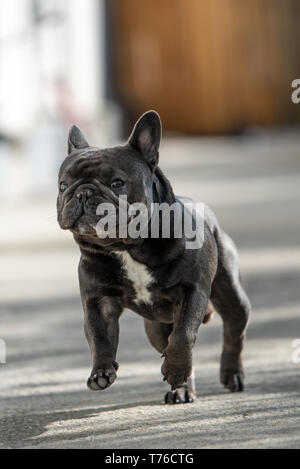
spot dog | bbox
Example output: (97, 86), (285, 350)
(57, 111), (251, 404)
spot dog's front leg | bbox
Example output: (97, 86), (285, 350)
(161, 286), (209, 387)
(83, 295), (123, 391)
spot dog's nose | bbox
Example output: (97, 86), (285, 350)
(76, 188), (94, 201)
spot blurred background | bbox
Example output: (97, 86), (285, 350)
(1, 0), (300, 202)
(1, 0), (300, 449)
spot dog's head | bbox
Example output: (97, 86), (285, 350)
(57, 111), (162, 247)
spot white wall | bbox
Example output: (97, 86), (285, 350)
(0, 0), (119, 200)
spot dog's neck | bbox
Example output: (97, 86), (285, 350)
(153, 167), (176, 205)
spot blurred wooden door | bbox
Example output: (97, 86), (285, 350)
(108, 0), (300, 134)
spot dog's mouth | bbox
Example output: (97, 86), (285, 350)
(60, 195), (102, 232)
(57, 181), (146, 244)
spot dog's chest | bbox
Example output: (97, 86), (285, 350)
(115, 252), (154, 305)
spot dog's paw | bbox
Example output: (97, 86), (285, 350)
(161, 358), (192, 388)
(221, 370), (244, 392)
(164, 384), (196, 404)
(220, 352), (244, 392)
(87, 362), (118, 391)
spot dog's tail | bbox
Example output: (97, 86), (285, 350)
(203, 302), (215, 324)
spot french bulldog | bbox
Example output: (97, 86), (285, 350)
(57, 111), (251, 404)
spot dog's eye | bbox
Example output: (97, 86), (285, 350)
(111, 179), (124, 189)
(60, 182), (68, 193)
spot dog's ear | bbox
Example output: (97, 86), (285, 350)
(128, 111), (162, 170)
(68, 126), (89, 154)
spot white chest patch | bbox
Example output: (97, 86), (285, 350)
(116, 251), (153, 305)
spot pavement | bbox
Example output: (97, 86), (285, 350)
(1, 130), (300, 449)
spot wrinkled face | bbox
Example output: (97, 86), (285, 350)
(57, 111), (161, 247)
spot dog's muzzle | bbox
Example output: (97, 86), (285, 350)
(58, 181), (130, 233)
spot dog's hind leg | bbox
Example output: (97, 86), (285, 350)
(144, 319), (172, 354)
(144, 319), (196, 404)
(211, 230), (251, 392)
(203, 301), (215, 324)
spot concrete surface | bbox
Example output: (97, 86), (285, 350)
(1, 131), (300, 449)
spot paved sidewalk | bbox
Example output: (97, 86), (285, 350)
(1, 132), (300, 448)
